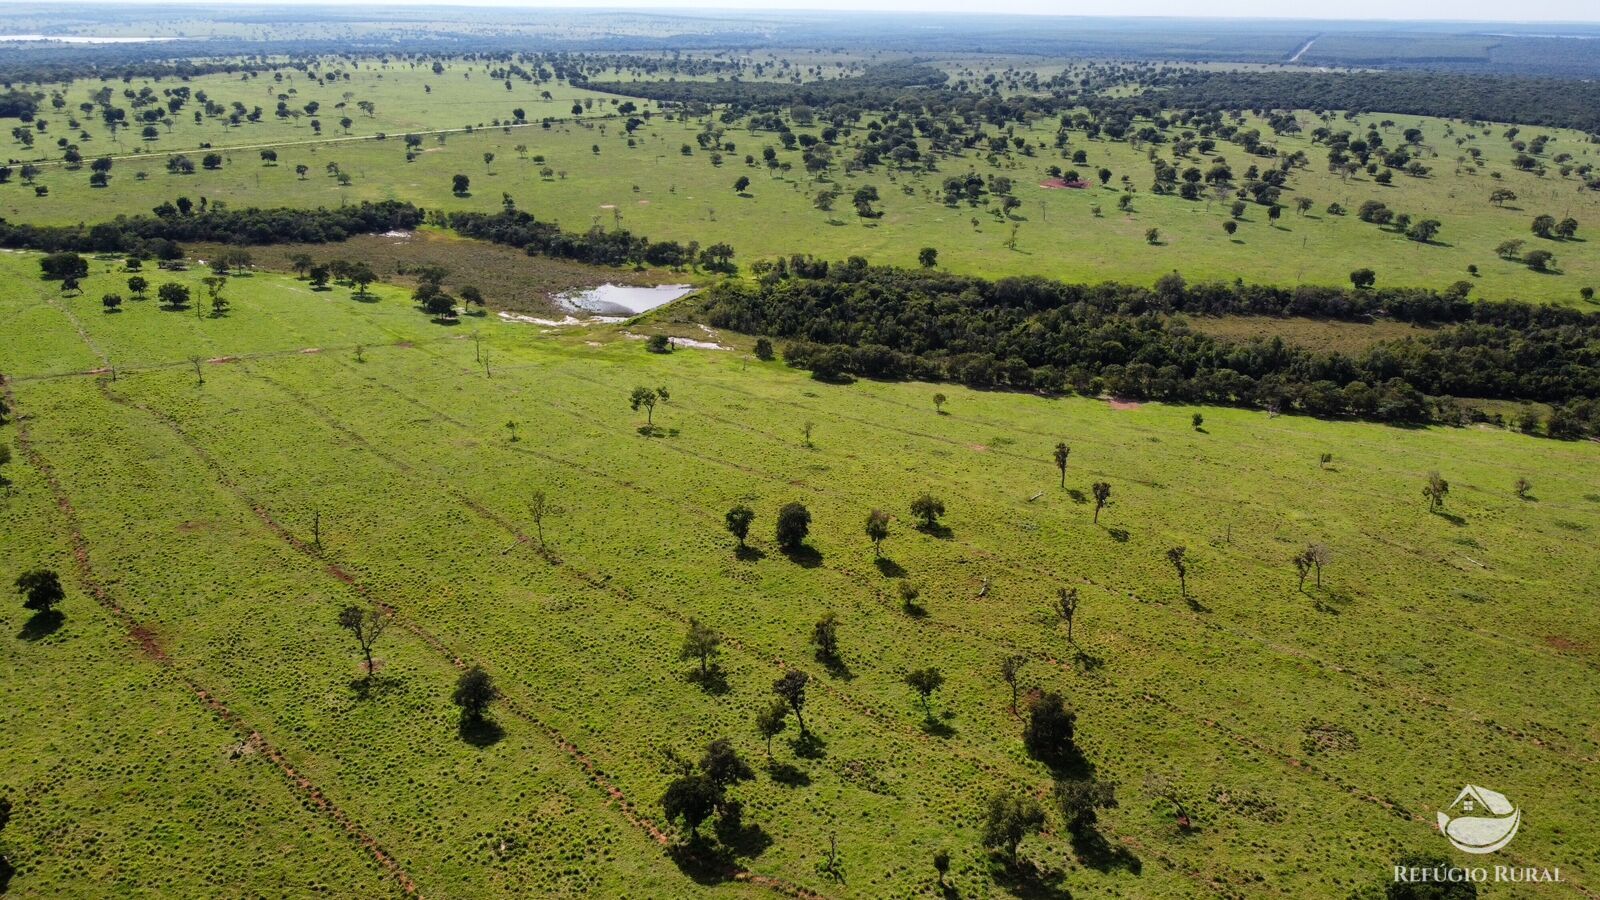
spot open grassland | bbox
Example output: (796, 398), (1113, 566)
(6, 61), (1598, 304)
(3, 251), (1598, 897)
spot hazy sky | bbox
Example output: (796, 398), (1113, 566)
(42, 0), (1600, 24)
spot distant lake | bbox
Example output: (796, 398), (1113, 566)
(0, 35), (174, 44)
(558, 284), (696, 316)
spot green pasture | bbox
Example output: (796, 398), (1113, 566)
(5, 61), (1598, 303)
(2, 252), (1597, 896)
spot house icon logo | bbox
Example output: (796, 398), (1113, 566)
(1438, 785), (1521, 854)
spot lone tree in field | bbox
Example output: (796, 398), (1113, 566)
(1053, 442), (1071, 487)
(865, 508), (890, 557)
(775, 502), (811, 552)
(811, 613), (841, 664)
(1023, 691), (1078, 766)
(528, 489), (552, 548)
(680, 618), (720, 678)
(1300, 543), (1331, 588)
(1320, 452), (1333, 469)
(773, 670), (810, 735)
(982, 790), (1046, 866)
(724, 504), (755, 551)
(733, 175), (751, 194)
(999, 654), (1026, 713)
(1350, 268), (1376, 290)
(933, 849), (950, 888)
(337, 602), (390, 680)
(918, 247), (938, 269)
(910, 493), (945, 530)
(101, 293), (123, 312)
(1166, 546), (1189, 596)
(452, 173), (470, 195)
(1057, 587), (1080, 643)
(1091, 481), (1111, 523)
(1423, 471), (1450, 512)
(1191, 412), (1205, 430)
(1514, 477), (1533, 500)
(755, 698), (788, 757)
(1055, 778), (1119, 839)
(660, 771), (719, 839)
(158, 282), (190, 309)
(15, 570), (65, 615)
(629, 386), (668, 426)
(1294, 550), (1314, 591)
(452, 666), (497, 724)
(932, 392), (947, 414)
(905, 667), (944, 718)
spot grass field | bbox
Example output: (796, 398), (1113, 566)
(3, 249), (1598, 897)
(6, 60), (1598, 304)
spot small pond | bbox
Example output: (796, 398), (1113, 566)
(557, 283), (695, 316)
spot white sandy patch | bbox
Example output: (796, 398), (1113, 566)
(622, 332), (728, 351)
(498, 311), (624, 327)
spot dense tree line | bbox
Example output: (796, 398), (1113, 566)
(443, 208), (734, 272)
(701, 261), (1600, 434)
(0, 201), (423, 255)
(1143, 70), (1600, 136)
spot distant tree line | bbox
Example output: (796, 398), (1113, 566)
(584, 62), (949, 110)
(701, 260), (1600, 435)
(0, 200), (424, 256)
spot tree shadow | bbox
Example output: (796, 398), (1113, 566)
(1105, 527), (1130, 543)
(668, 838), (736, 886)
(781, 544), (823, 568)
(915, 522), (954, 540)
(817, 651), (854, 681)
(901, 601), (928, 619)
(1070, 828), (1143, 875)
(920, 713), (956, 738)
(1071, 647), (1104, 672)
(1065, 488), (1087, 504)
(714, 812), (772, 859)
(767, 760), (811, 787)
(1431, 510), (1467, 526)
(637, 424), (679, 439)
(458, 716), (504, 748)
(18, 608), (64, 641)
(347, 673), (404, 702)
(735, 545), (767, 563)
(988, 857), (1073, 899)
(874, 557), (907, 578)
(687, 666), (731, 696)
(1183, 595), (1210, 614)
(790, 731), (828, 759)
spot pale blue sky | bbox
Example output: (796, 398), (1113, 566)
(48, 0), (1600, 24)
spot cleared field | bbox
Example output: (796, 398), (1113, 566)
(6, 61), (1598, 304)
(3, 251), (1598, 896)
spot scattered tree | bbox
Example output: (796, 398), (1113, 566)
(775, 502), (811, 552)
(1056, 587), (1080, 643)
(999, 654), (1026, 713)
(15, 569), (64, 614)
(910, 493), (945, 530)
(772, 669), (810, 734)
(724, 504), (755, 550)
(755, 698), (788, 756)
(865, 508), (890, 557)
(1053, 442), (1070, 487)
(1166, 546), (1188, 596)
(982, 790), (1046, 866)
(452, 666), (497, 723)
(1423, 471), (1450, 512)
(904, 667), (945, 717)
(1091, 481), (1111, 523)
(680, 618), (720, 678)
(337, 602), (390, 680)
